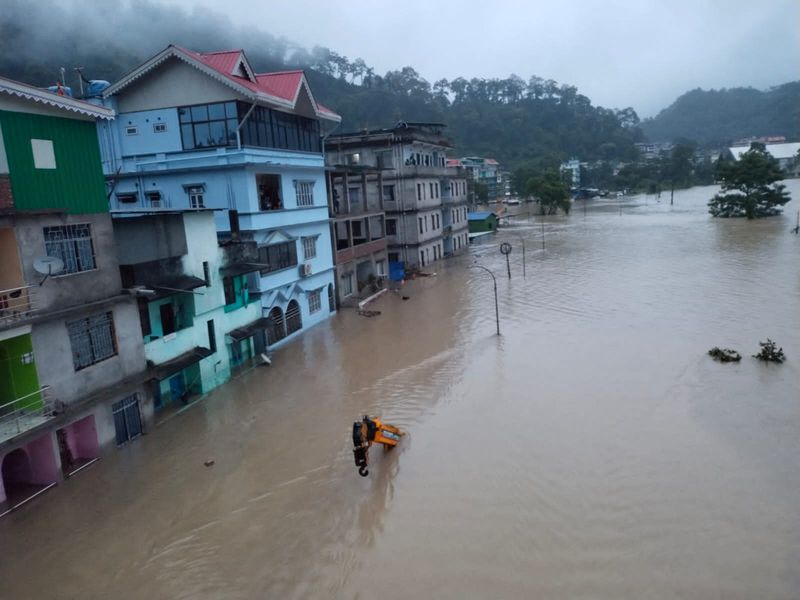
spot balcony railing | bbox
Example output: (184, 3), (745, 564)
(0, 285), (38, 328)
(0, 386), (54, 444)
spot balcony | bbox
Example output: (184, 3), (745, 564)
(0, 387), (54, 445)
(0, 285), (38, 329)
(336, 238), (388, 264)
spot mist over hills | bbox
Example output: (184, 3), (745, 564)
(641, 83), (800, 146)
(1, 0), (796, 167)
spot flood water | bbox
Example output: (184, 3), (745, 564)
(1, 183), (799, 599)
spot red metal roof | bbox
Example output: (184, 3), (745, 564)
(110, 46), (340, 121)
(195, 50), (244, 76)
(255, 71), (303, 102)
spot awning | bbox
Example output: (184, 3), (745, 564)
(219, 263), (262, 278)
(151, 275), (207, 300)
(150, 347), (212, 381)
(226, 317), (270, 342)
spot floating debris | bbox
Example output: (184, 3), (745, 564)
(753, 339), (786, 363)
(708, 347), (742, 362)
(204, 460), (215, 467)
(358, 309), (381, 318)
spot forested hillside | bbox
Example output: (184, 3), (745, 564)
(640, 83), (800, 145)
(0, 0), (642, 168)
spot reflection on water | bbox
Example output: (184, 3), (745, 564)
(1, 183), (799, 599)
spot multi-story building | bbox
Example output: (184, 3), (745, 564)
(325, 122), (469, 269)
(458, 156), (502, 200)
(0, 77), (150, 513)
(113, 210), (266, 413)
(95, 45), (340, 349)
(560, 158), (581, 189)
(326, 165), (388, 305)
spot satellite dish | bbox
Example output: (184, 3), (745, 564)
(33, 256), (65, 276)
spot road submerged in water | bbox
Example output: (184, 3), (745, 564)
(1, 183), (799, 599)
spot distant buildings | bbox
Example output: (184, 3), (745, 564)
(456, 156), (502, 200)
(95, 45), (341, 358)
(723, 142), (800, 175)
(560, 158), (581, 188)
(0, 76), (150, 511)
(325, 122), (469, 269)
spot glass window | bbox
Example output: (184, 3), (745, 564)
(308, 289), (321, 313)
(302, 236), (317, 259)
(193, 123), (211, 148)
(208, 103), (226, 120)
(177, 102), (238, 150)
(386, 219), (397, 235)
(190, 105), (208, 121)
(258, 241), (298, 274)
(209, 121), (226, 146)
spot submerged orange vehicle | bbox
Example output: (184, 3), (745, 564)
(352, 416), (404, 477)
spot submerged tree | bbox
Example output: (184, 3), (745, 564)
(708, 143), (790, 218)
(527, 170), (571, 215)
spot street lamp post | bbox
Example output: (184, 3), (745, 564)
(470, 264), (500, 336)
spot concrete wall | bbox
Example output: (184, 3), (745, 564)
(14, 212), (122, 310)
(116, 108), (183, 157)
(30, 299), (147, 406)
(114, 213), (188, 264)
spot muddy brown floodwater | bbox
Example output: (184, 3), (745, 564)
(1, 183), (800, 599)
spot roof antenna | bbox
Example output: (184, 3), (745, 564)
(73, 67), (85, 97)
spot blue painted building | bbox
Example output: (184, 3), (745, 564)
(95, 45), (341, 350)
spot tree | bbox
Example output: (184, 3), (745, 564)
(708, 143), (790, 218)
(526, 169), (571, 215)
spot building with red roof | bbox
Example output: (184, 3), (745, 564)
(96, 45), (342, 392)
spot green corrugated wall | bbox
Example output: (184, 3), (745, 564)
(0, 110), (107, 214)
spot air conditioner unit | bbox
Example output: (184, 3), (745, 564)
(300, 263), (313, 277)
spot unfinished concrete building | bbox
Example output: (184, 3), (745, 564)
(325, 122), (469, 270)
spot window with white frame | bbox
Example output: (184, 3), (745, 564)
(308, 289), (321, 313)
(67, 311), (117, 370)
(187, 186), (205, 208)
(44, 224), (95, 274)
(301, 236), (317, 259)
(295, 180), (314, 206)
(376, 260), (386, 276)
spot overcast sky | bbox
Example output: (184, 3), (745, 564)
(169, 1), (798, 116)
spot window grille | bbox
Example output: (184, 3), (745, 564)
(44, 224), (96, 274)
(308, 289), (321, 313)
(285, 300), (302, 335)
(112, 394), (142, 445)
(302, 236), (317, 259)
(67, 311), (117, 370)
(295, 181), (314, 207)
(266, 306), (286, 345)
